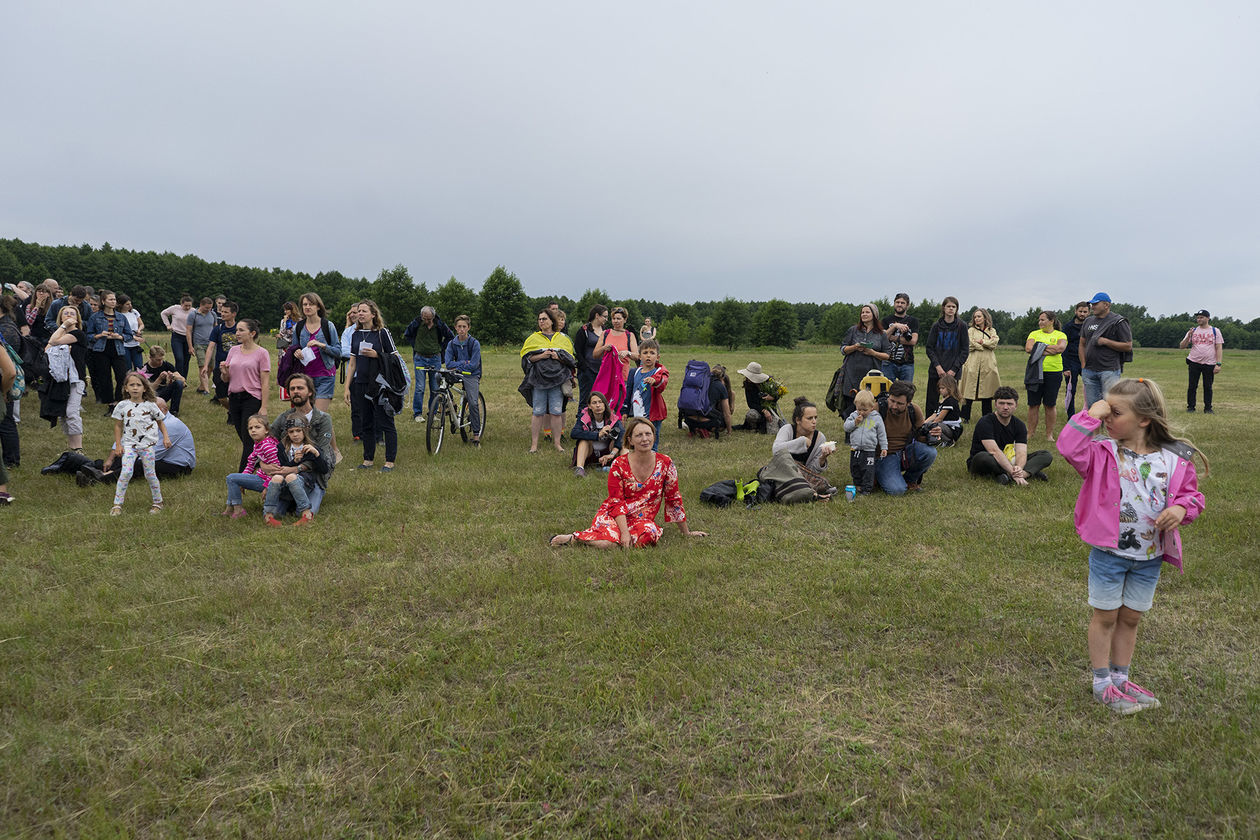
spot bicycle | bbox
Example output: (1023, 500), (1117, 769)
(426, 368), (487, 455)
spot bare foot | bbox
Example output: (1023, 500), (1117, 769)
(549, 534), (574, 547)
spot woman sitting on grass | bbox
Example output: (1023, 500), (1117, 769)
(551, 417), (707, 548)
(570, 390), (623, 478)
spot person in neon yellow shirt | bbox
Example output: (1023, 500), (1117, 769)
(1025, 310), (1068, 441)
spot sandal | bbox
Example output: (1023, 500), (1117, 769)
(110, 505), (122, 516)
(549, 534), (575, 548)
(149, 503), (164, 515)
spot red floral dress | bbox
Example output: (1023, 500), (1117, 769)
(570, 453), (687, 547)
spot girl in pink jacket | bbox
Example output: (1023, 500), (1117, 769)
(1058, 378), (1207, 715)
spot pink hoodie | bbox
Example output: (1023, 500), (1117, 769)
(1057, 411), (1204, 571)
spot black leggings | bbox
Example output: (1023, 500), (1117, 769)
(353, 382), (397, 462)
(227, 391), (262, 472)
(960, 398), (992, 422)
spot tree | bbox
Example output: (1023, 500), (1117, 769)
(656, 316), (692, 345)
(478, 266), (531, 345)
(819, 302), (859, 344)
(573, 288), (613, 324)
(751, 298), (798, 348)
(371, 264), (427, 330)
(710, 298), (748, 349)
(0, 245), (21, 284)
(429, 277), (479, 324)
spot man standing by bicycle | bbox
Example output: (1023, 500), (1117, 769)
(403, 305), (453, 423)
(443, 314), (482, 446)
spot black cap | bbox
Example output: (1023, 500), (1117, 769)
(1194, 309), (1210, 318)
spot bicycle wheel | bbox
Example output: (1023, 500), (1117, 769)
(459, 390), (487, 442)
(426, 393), (452, 455)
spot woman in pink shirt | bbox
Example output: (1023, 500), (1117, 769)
(222, 318), (272, 472)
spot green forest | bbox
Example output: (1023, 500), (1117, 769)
(5, 237), (1259, 349)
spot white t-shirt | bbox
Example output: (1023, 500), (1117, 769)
(112, 399), (164, 449)
(1096, 447), (1173, 561)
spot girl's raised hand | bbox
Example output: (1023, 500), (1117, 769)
(1087, 400), (1110, 420)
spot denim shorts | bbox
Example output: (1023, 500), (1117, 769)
(1087, 547), (1163, 612)
(531, 385), (564, 416)
(312, 375), (336, 400)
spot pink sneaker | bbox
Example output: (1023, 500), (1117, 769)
(1096, 683), (1144, 715)
(1114, 679), (1161, 710)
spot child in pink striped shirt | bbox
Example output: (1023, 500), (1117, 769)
(220, 414), (280, 519)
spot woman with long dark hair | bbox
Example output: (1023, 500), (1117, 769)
(84, 289), (134, 408)
(837, 303), (891, 418)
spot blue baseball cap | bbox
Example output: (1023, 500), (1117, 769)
(1089, 292), (1111, 304)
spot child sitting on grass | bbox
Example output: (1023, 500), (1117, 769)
(621, 339), (669, 452)
(843, 390), (887, 495)
(923, 373), (963, 446)
(263, 416), (327, 527)
(221, 414), (279, 519)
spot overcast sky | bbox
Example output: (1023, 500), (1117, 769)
(5, 2), (1258, 320)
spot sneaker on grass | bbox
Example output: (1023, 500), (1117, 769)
(1113, 679), (1161, 710)
(1096, 683), (1144, 715)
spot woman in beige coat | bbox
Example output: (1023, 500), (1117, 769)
(959, 307), (1000, 421)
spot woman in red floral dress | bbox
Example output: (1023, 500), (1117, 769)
(551, 418), (707, 548)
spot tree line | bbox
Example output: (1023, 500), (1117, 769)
(4, 238), (1259, 350)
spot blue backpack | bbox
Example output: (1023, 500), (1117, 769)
(677, 360), (712, 415)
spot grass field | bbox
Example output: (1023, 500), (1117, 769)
(4, 339), (1257, 837)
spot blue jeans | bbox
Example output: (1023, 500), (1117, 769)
(273, 483), (325, 516)
(264, 475), (313, 515)
(881, 361), (914, 384)
(171, 338), (190, 378)
(412, 353), (441, 416)
(1082, 368), (1121, 409)
(876, 440), (938, 495)
(461, 375), (482, 435)
(225, 472), (266, 506)
(531, 385), (564, 416)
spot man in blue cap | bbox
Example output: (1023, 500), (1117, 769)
(1077, 292), (1132, 407)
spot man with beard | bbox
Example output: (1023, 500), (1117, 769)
(264, 373), (335, 515)
(882, 292), (920, 384)
(1079, 292), (1132, 407)
(875, 380), (938, 495)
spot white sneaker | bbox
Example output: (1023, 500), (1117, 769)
(413, 413), (425, 423)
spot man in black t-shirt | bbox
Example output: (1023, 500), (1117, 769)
(882, 292), (920, 384)
(967, 386), (1053, 485)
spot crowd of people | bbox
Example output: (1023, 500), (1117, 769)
(0, 280), (1219, 715)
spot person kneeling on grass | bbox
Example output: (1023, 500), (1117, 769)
(551, 417), (707, 548)
(966, 386), (1053, 485)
